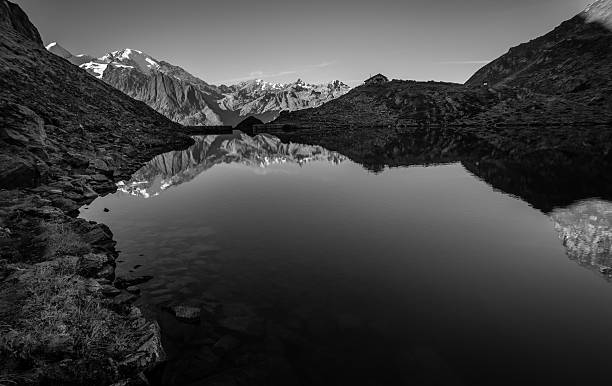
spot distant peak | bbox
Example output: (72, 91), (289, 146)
(99, 47), (160, 74)
(45, 41), (72, 59)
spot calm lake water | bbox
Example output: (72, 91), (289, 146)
(81, 134), (612, 386)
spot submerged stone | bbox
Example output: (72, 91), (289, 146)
(168, 304), (201, 323)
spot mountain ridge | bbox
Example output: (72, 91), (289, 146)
(46, 43), (351, 127)
(274, 0), (612, 129)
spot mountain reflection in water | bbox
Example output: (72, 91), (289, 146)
(82, 132), (612, 385)
(117, 133), (345, 198)
(117, 132), (612, 280)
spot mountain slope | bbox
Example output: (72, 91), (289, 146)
(0, 0), (191, 383)
(46, 44), (350, 126)
(466, 0), (612, 109)
(275, 0), (612, 129)
(1, 19), (192, 190)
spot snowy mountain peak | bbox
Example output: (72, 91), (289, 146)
(45, 42), (72, 59)
(45, 42), (94, 66)
(99, 48), (160, 74)
(46, 42), (351, 126)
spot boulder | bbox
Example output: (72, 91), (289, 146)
(119, 321), (166, 375)
(77, 253), (112, 278)
(167, 304), (201, 323)
(100, 284), (121, 298)
(0, 156), (45, 189)
(112, 292), (137, 306)
(126, 286), (141, 295)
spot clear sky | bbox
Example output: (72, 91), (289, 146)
(17, 0), (592, 86)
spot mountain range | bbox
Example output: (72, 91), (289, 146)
(46, 43), (350, 127)
(118, 133), (346, 198)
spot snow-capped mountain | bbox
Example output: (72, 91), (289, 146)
(45, 42), (94, 66)
(218, 78), (350, 121)
(46, 43), (350, 126)
(117, 133), (346, 198)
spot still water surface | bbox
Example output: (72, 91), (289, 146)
(81, 134), (612, 385)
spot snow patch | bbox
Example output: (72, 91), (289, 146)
(80, 62), (109, 78)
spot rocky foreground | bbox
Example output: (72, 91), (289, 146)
(0, 1), (194, 384)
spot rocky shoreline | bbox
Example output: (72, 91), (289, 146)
(0, 135), (193, 385)
(0, 1), (196, 383)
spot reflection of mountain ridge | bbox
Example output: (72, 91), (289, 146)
(118, 133), (345, 198)
(273, 126), (612, 280)
(276, 126), (612, 213)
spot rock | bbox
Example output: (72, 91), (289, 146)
(91, 158), (110, 172)
(45, 334), (75, 356)
(81, 224), (115, 249)
(83, 278), (102, 293)
(126, 286), (141, 295)
(39, 358), (120, 386)
(64, 153), (90, 168)
(83, 187), (98, 200)
(600, 266), (612, 275)
(127, 307), (143, 320)
(1, 105), (47, 145)
(101, 284), (121, 298)
(115, 274), (153, 289)
(77, 253), (112, 278)
(113, 292), (137, 306)
(50, 197), (79, 212)
(119, 321), (166, 374)
(91, 173), (110, 182)
(0, 157), (44, 189)
(97, 265), (115, 281)
(212, 335), (241, 355)
(167, 304), (201, 323)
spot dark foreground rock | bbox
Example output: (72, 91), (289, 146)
(0, 0), (192, 384)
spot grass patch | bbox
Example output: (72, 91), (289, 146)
(0, 258), (141, 369)
(40, 221), (91, 257)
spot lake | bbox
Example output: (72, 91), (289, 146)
(80, 133), (612, 386)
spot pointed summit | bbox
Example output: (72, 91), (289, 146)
(45, 42), (72, 59)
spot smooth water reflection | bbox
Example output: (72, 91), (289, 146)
(81, 134), (612, 385)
